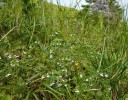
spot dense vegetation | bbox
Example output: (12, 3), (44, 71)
(0, 0), (128, 100)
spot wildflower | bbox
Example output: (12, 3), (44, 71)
(65, 57), (68, 60)
(34, 41), (38, 44)
(23, 51), (26, 55)
(105, 74), (108, 78)
(55, 32), (59, 34)
(57, 83), (62, 87)
(69, 78), (71, 81)
(10, 63), (15, 67)
(75, 89), (80, 93)
(5, 73), (11, 77)
(46, 73), (49, 78)
(41, 75), (45, 79)
(50, 54), (53, 58)
(57, 62), (60, 65)
(8, 55), (12, 59)
(86, 79), (89, 81)
(50, 50), (53, 54)
(108, 87), (111, 91)
(63, 69), (67, 72)
(57, 43), (59, 45)
(80, 74), (83, 78)
(0, 56), (1, 60)
(62, 58), (64, 61)
(59, 76), (62, 78)
(16, 60), (19, 63)
(28, 55), (31, 58)
(14, 55), (19, 58)
(75, 63), (79, 66)
(100, 73), (104, 77)
(29, 45), (32, 49)
(72, 60), (74, 63)
(50, 82), (55, 86)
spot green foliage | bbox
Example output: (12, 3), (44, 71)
(0, 0), (128, 100)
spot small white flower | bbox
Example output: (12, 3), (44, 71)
(100, 73), (104, 77)
(23, 52), (26, 55)
(108, 88), (111, 91)
(80, 74), (83, 78)
(5, 73), (11, 77)
(51, 72), (54, 75)
(50, 54), (53, 58)
(8, 55), (12, 59)
(56, 43), (59, 45)
(46, 73), (49, 78)
(14, 55), (19, 58)
(72, 60), (74, 63)
(57, 83), (62, 87)
(62, 69), (67, 72)
(55, 32), (59, 34)
(35, 41), (38, 44)
(57, 62), (60, 65)
(69, 78), (71, 81)
(86, 79), (89, 81)
(50, 50), (53, 54)
(28, 55), (31, 58)
(75, 89), (80, 93)
(29, 45), (32, 49)
(64, 84), (67, 87)
(16, 60), (19, 63)
(10, 63), (15, 67)
(59, 76), (62, 78)
(0, 56), (1, 60)
(62, 58), (64, 61)
(50, 82), (55, 86)
(41, 75), (45, 79)
(105, 74), (108, 78)
(65, 57), (68, 60)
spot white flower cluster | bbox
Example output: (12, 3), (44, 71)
(100, 73), (108, 78)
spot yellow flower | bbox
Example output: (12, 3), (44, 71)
(75, 63), (79, 66)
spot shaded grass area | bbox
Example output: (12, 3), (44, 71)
(0, 0), (128, 100)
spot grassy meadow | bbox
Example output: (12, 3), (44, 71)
(0, 0), (128, 100)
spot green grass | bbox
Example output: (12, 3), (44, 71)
(0, 0), (128, 100)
